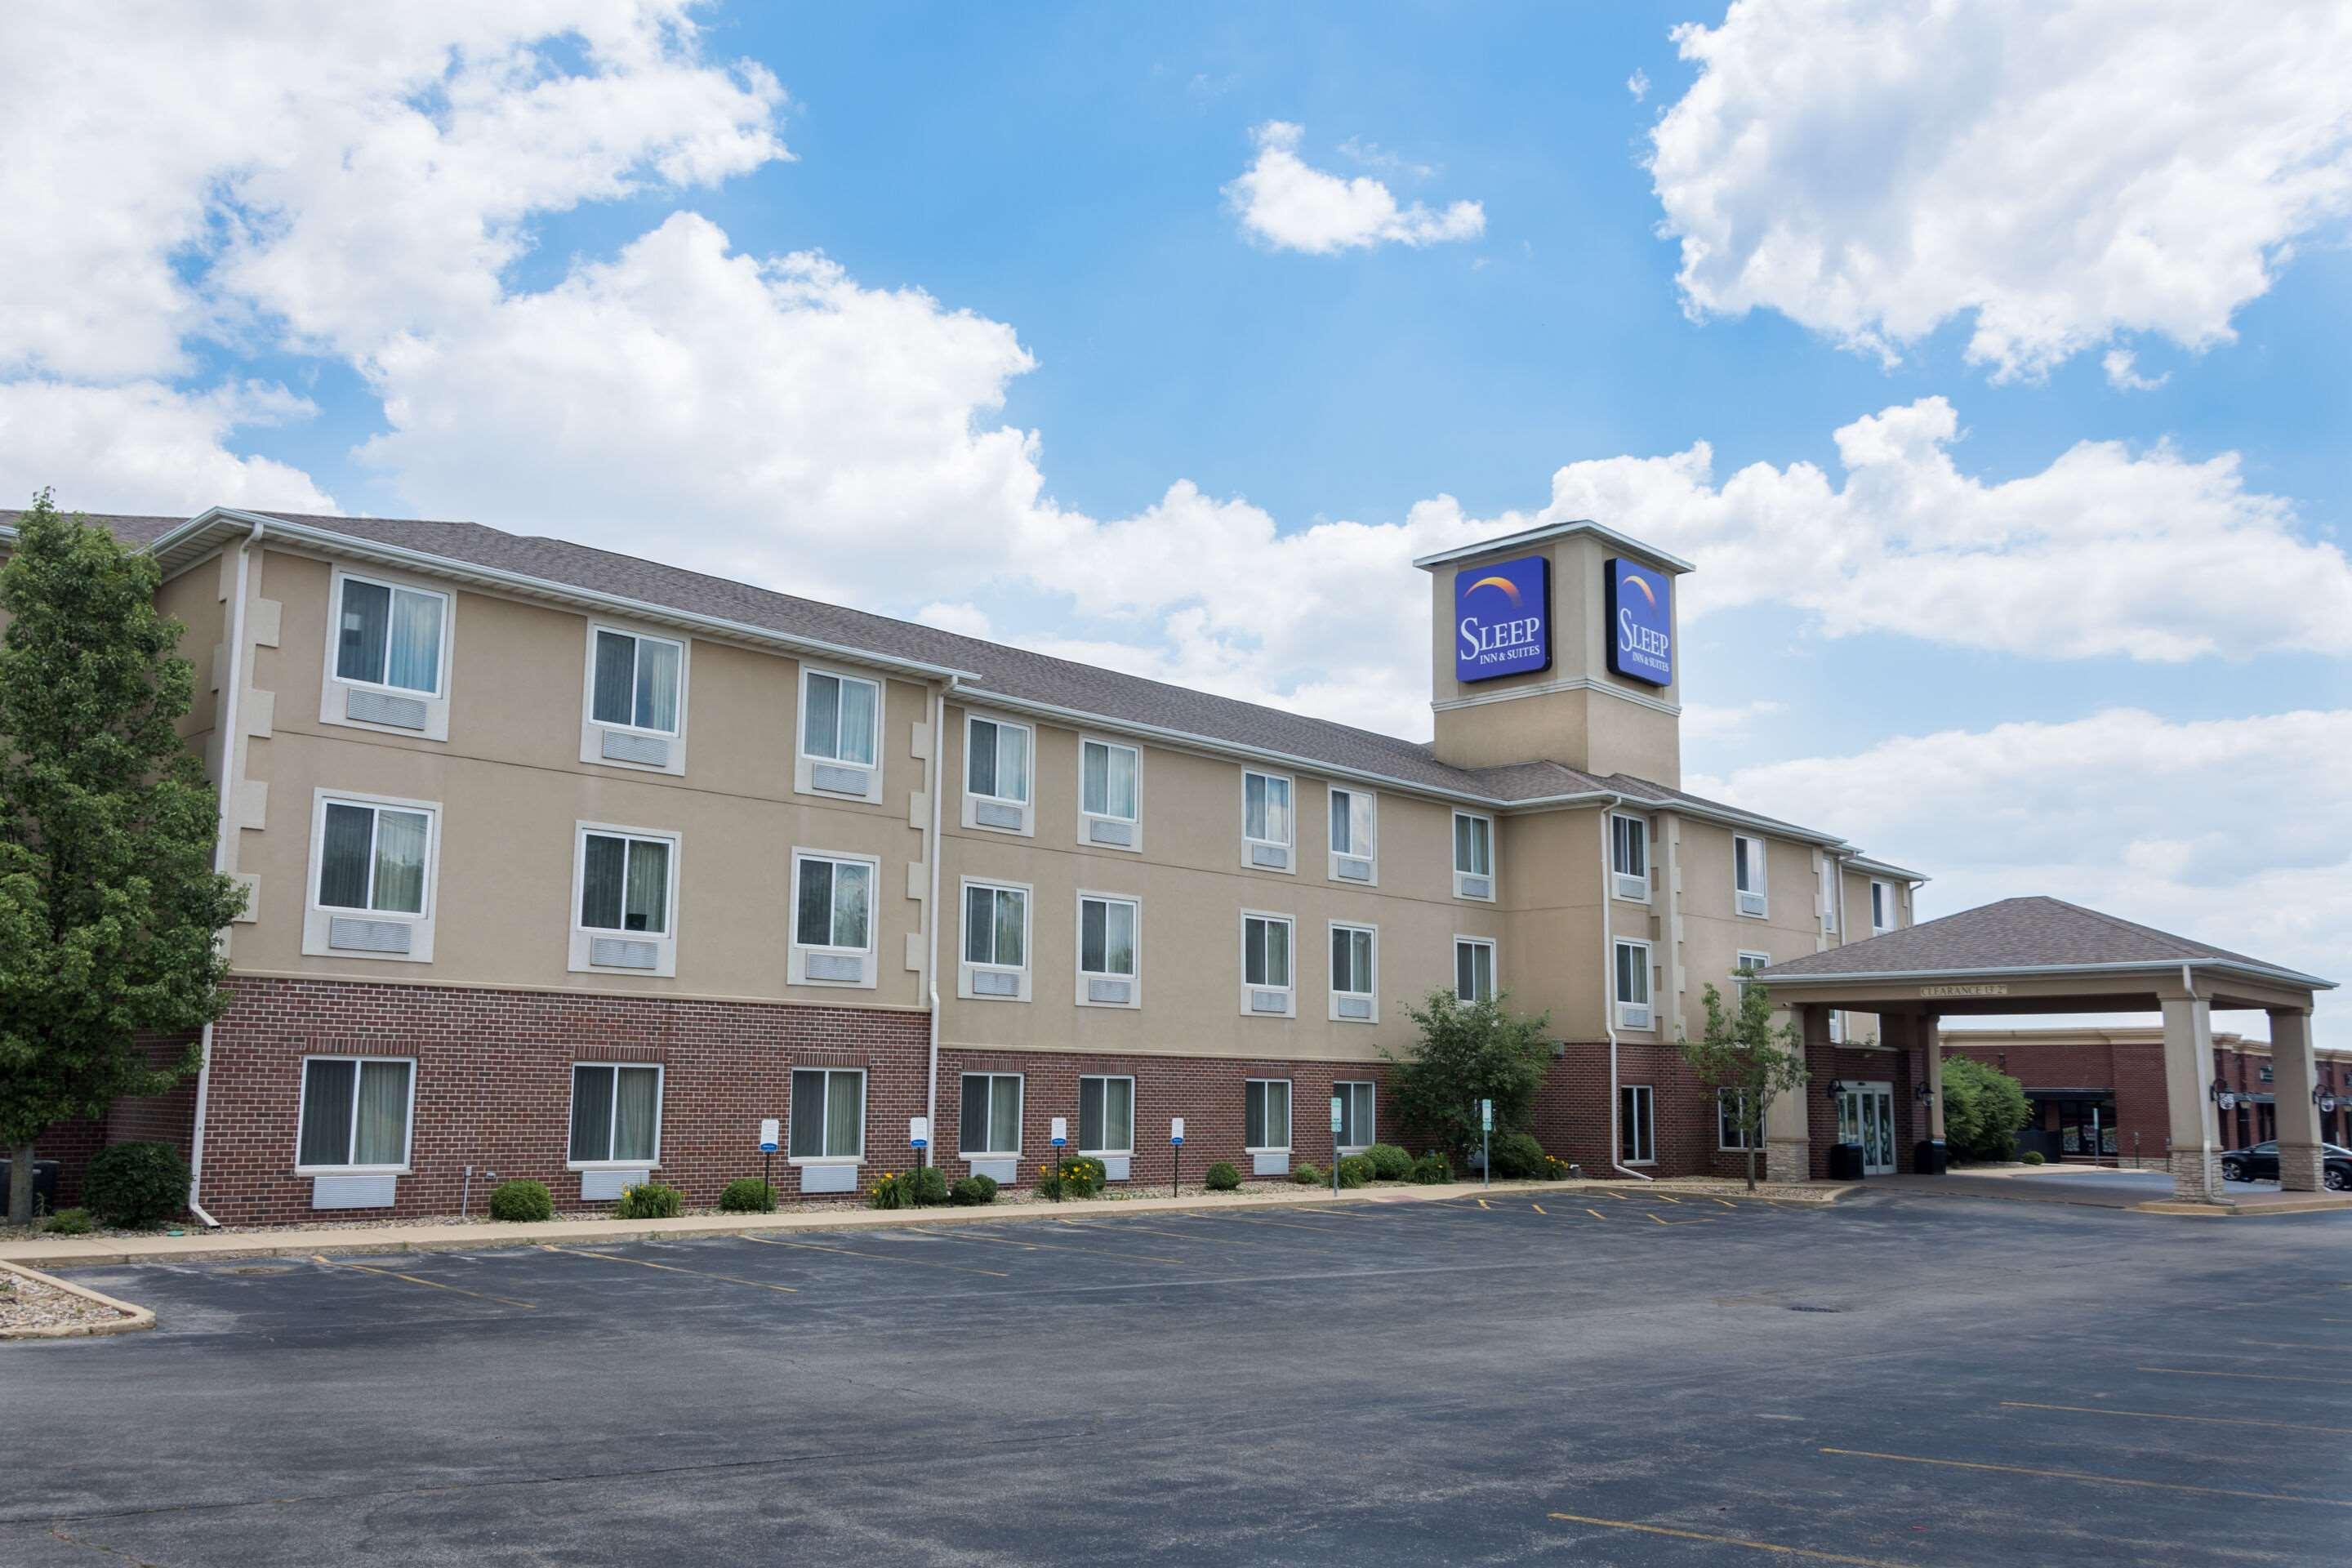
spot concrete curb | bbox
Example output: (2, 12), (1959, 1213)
(0, 1258), (154, 1339)
(0, 1177), (1847, 1269)
(2133, 1195), (2352, 1218)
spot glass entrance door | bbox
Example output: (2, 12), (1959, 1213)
(1839, 1082), (1898, 1175)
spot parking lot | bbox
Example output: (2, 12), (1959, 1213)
(7, 1189), (2350, 1566)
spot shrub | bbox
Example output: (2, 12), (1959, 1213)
(1335, 1155), (1373, 1189)
(1365, 1143), (1414, 1181)
(82, 1142), (190, 1228)
(1204, 1160), (1242, 1192)
(1291, 1162), (1325, 1186)
(906, 1165), (951, 1205)
(1384, 987), (1555, 1161)
(869, 1166), (951, 1209)
(719, 1178), (777, 1214)
(1943, 1056), (2034, 1162)
(2020, 1150), (2046, 1166)
(43, 1206), (95, 1236)
(614, 1181), (684, 1219)
(1487, 1130), (1551, 1179)
(1410, 1151), (1451, 1184)
(488, 1178), (554, 1223)
(950, 1174), (999, 1205)
(1036, 1156), (1106, 1200)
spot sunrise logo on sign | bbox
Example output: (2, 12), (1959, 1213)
(1454, 555), (1551, 683)
(1608, 557), (1673, 687)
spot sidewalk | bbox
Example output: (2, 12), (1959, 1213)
(0, 1175), (1846, 1269)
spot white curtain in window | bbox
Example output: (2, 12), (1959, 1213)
(1083, 742), (1137, 818)
(622, 840), (669, 933)
(837, 678), (876, 764)
(999, 725), (1028, 802)
(987, 1076), (1021, 1152)
(993, 889), (1025, 967)
(831, 862), (870, 947)
(825, 1070), (862, 1157)
(1104, 1077), (1134, 1151)
(353, 1060), (410, 1165)
(635, 639), (680, 732)
(386, 588), (442, 694)
(612, 1067), (660, 1161)
(372, 809), (428, 915)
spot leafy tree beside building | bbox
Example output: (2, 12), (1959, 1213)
(1677, 974), (1809, 1192)
(1383, 988), (1554, 1161)
(1, 493), (247, 1227)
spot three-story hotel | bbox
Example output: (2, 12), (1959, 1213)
(8, 506), (1930, 1223)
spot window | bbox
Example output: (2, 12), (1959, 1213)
(578, 831), (671, 934)
(1242, 769), (1294, 871)
(1245, 1079), (1292, 1152)
(1735, 951), (1771, 1003)
(1077, 893), (1139, 1006)
(1079, 737), (1141, 849)
(317, 800), (430, 916)
(1734, 835), (1768, 917)
(964, 715), (1033, 835)
(296, 1058), (414, 1170)
(1080, 1075), (1134, 1156)
(791, 850), (875, 987)
(1328, 787), (1375, 882)
(1242, 912), (1294, 1013)
(1829, 1010), (1844, 1045)
(1820, 860), (1838, 934)
(568, 1064), (663, 1166)
(1717, 1087), (1755, 1152)
(1870, 880), (1895, 933)
(1334, 1080), (1375, 1151)
(1610, 813), (1650, 902)
(589, 628), (682, 734)
(1330, 922), (1376, 1022)
(1453, 811), (1495, 900)
(1614, 938), (1653, 1029)
(1455, 937), (1496, 1003)
(789, 1068), (866, 1161)
(962, 880), (1030, 1000)
(800, 668), (880, 799)
(1619, 1083), (1655, 1164)
(335, 574), (445, 696)
(960, 1072), (1022, 1156)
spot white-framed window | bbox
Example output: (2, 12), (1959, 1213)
(569, 822), (679, 977)
(1329, 921), (1378, 1023)
(963, 713), (1034, 835)
(1241, 768), (1295, 872)
(1820, 858), (1838, 934)
(1080, 1075), (1134, 1156)
(320, 566), (453, 740)
(1871, 879), (1895, 934)
(1829, 1010), (1845, 1045)
(960, 878), (1031, 1001)
(960, 1071), (1023, 1156)
(1454, 936), (1496, 1003)
(302, 791), (440, 963)
(581, 624), (687, 774)
(796, 666), (883, 802)
(1078, 737), (1142, 851)
(295, 1056), (416, 1173)
(568, 1063), (664, 1168)
(1327, 786), (1377, 884)
(790, 849), (879, 989)
(1614, 937), (1654, 1029)
(1334, 1080), (1376, 1152)
(1453, 810), (1496, 901)
(789, 1067), (866, 1162)
(1619, 1083), (1655, 1165)
(1610, 813), (1650, 902)
(1076, 891), (1140, 1008)
(1241, 911), (1295, 1016)
(1717, 1087), (1755, 1152)
(1735, 951), (1772, 1004)
(1245, 1078), (1293, 1152)
(1734, 834), (1769, 918)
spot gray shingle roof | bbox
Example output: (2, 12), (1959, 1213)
(1761, 896), (2329, 986)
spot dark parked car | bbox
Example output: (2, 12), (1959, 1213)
(2219, 1140), (2352, 1191)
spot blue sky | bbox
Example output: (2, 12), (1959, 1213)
(3, 1), (2349, 1028)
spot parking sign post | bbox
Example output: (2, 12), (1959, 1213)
(1480, 1098), (1493, 1189)
(759, 1117), (780, 1198)
(1330, 1096), (1343, 1196)
(1170, 1118), (1184, 1197)
(1050, 1116), (1068, 1202)
(909, 1116), (929, 1173)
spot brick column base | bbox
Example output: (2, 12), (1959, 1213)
(2169, 1150), (2223, 1203)
(2277, 1143), (2324, 1193)
(1764, 1137), (1808, 1184)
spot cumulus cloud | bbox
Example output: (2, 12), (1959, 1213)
(0, 381), (338, 515)
(1226, 122), (1485, 254)
(1648, 1), (2352, 380)
(2102, 350), (2170, 393)
(1625, 69), (1650, 103)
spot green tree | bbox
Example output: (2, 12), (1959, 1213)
(1, 493), (247, 1227)
(1383, 987), (1553, 1161)
(1940, 1054), (2033, 1163)
(1677, 975), (1809, 1192)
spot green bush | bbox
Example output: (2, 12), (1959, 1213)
(869, 1166), (951, 1209)
(1204, 1160), (1242, 1192)
(1335, 1155), (1373, 1188)
(82, 1142), (189, 1228)
(1410, 1151), (1452, 1184)
(1365, 1143), (1414, 1181)
(1291, 1162), (1325, 1186)
(950, 1174), (999, 1205)
(614, 1181), (684, 1219)
(1488, 1129), (1551, 1179)
(1036, 1156), (1106, 1200)
(1943, 1056), (2034, 1162)
(2019, 1150), (2046, 1166)
(488, 1178), (554, 1223)
(906, 1165), (950, 1205)
(719, 1178), (777, 1214)
(43, 1206), (95, 1236)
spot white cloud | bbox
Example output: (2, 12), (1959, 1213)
(1681, 699), (1785, 742)
(0, 381), (338, 515)
(1226, 122), (1485, 254)
(2102, 349), (2170, 393)
(1688, 708), (2352, 1036)
(1626, 69), (1650, 103)
(1648, 1), (2352, 380)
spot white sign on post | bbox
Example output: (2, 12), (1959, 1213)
(1331, 1096), (1344, 1134)
(1480, 1098), (1494, 1131)
(1050, 1116), (1068, 1147)
(1170, 1117), (1185, 1144)
(908, 1116), (929, 1150)
(759, 1117), (780, 1153)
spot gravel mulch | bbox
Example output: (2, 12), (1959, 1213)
(0, 1268), (134, 1334)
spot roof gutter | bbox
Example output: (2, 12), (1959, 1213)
(924, 675), (958, 1166)
(1760, 956), (2336, 991)
(1591, 794), (1650, 1183)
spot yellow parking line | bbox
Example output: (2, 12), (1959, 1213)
(1530, 1203), (1548, 1215)
(313, 1254), (535, 1309)
(540, 1245), (797, 1294)
(1545, 1512), (1913, 1566)
(1476, 1198), (1491, 1209)
(1585, 1208), (1608, 1221)
(1655, 1192), (1682, 1204)
(2001, 1401), (2352, 1437)
(737, 1232), (1008, 1278)
(1820, 1448), (2352, 1507)
(1600, 1190), (1629, 1200)
(1713, 1197), (1739, 1209)
(2140, 1366), (2352, 1387)
(923, 1227), (1187, 1267)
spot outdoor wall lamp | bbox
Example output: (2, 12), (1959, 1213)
(1825, 1078), (1846, 1104)
(1913, 1080), (1935, 1106)
(2317, 1084), (2339, 1114)
(2209, 1077), (2238, 1111)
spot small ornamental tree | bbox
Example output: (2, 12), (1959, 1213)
(1383, 987), (1553, 1161)
(0, 493), (247, 1227)
(1677, 975), (1809, 1192)
(1940, 1054), (2033, 1163)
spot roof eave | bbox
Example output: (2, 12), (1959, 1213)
(1411, 519), (1695, 576)
(1758, 956), (2336, 992)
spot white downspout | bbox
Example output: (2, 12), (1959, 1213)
(1596, 795), (1650, 1182)
(188, 518), (263, 1227)
(924, 678), (956, 1154)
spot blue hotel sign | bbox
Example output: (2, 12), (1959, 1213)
(1607, 557), (1673, 686)
(1454, 555), (1551, 683)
